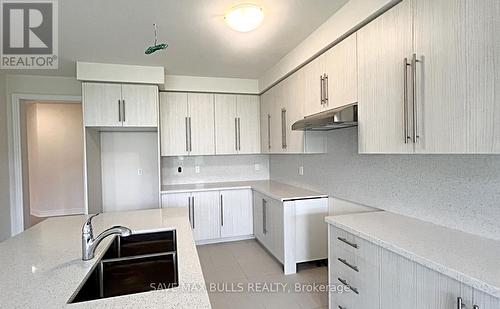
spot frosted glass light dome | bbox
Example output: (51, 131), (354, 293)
(225, 4), (264, 32)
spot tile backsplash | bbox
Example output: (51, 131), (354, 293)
(162, 155), (269, 185)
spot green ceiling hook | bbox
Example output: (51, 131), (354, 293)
(145, 23), (168, 55)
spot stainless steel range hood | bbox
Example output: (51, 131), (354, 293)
(292, 103), (358, 131)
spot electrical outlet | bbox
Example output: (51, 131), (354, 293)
(298, 166), (304, 176)
(254, 164), (260, 171)
(138, 168), (143, 176)
(195, 166), (200, 174)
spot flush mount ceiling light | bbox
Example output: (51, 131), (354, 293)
(225, 3), (264, 32)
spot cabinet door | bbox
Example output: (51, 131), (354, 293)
(215, 94), (237, 155)
(303, 54), (326, 116)
(220, 189), (253, 238)
(267, 197), (284, 263)
(324, 33), (358, 109)
(260, 90), (272, 153)
(83, 83), (122, 127)
(414, 0), (500, 153)
(192, 191), (220, 241)
(236, 95), (261, 154)
(413, 0), (467, 153)
(283, 72), (305, 153)
(160, 92), (189, 156)
(271, 85), (285, 153)
(357, 0), (414, 154)
(188, 93), (215, 156)
(380, 248), (416, 309)
(121, 84), (158, 127)
(416, 264), (470, 309)
(473, 289), (500, 309)
(253, 191), (264, 242)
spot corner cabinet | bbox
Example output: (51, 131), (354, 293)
(161, 189), (253, 243)
(358, 0), (500, 154)
(328, 225), (500, 309)
(159, 92), (215, 156)
(83, 82), (158, 127)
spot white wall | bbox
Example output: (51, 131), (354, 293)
(270, 128), (500, 241)
(162, 155), (269, 185)
(101, 132), (159, 212)
(24, 103), (85, 217)
(0, 74), (11, 241)
(259, 0), (399, 91)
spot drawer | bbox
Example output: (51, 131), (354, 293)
(330, 226), (380, 267)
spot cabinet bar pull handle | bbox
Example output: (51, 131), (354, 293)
(338, 258), (359, 272)
(220, 194), (224, 226)
(267, 114), (271, 150)
(235, 118), (239, 151)
(324, 74), (329, 106)
(457, 297), (465, 309)
(188, 197), (193, 229)
(338, 306), (346, 309)
(188, 117), (192, 152)
(337, 237), (358, 249)
(122, 100), (126, 122)
(281, 108), (287, 149)
(262, 199), (267, 234)
(403, 58), (410, 143)
(338, 277), (359, 295)
(118, 100), (122, 122)
(191, 196), (195, 229)
(320, 75), (324, 105)
(237, 117), (241, 151)
(185, 117), (189, 152)
(411, 53), (419, 143)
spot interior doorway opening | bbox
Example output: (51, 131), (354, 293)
(19, 100), (85, 229)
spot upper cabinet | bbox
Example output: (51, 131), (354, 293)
(83, 82), (158, 128)
(303, 33), (358, 116)
(160, 92), (215, 156)
(358, 0), (500, 154)
(215, 94), (260, 155)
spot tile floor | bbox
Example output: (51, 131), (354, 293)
(197, 239), (328, 309)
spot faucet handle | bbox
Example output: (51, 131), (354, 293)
(82, 213), (100, 235)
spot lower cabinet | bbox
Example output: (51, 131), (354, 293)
(252, 191), (284, 262)
(328, 225), (500, 309)
(161, 189), (253, 243)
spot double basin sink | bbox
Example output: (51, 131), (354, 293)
(69, 230), (179, 303)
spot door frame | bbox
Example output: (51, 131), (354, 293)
(8, 94), (82, 236)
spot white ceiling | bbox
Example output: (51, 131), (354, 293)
(5, 0), (348, 78)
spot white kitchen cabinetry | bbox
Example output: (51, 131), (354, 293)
(357, 0), (413, 154)
(358, 0), (500, 154)
(323, 33), (358, 110)
(302, 54), (326, 117)
(215, 94), (260, 155)
(160, 92), (215, 156)
(254, 191), (328, 274)
(162, 189), (253, 243)
(83, 82), (158, 127)
(328, 225), (500, 309)
(220, 189), (253, 238)
(260, 76), (327, 154)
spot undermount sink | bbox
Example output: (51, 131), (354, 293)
(69, 230), (178, 304)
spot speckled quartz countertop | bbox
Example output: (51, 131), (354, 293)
(161, 180), (327, 202)
(0, 208), (211, 309)
(325, 211), (500, 298)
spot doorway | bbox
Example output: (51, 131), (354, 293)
(20, 100), (85, 229)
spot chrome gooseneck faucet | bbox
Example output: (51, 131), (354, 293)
(81, 213), (132, 261)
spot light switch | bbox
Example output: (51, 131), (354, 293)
(195, 166), (200, 174)
(298, 166), (304, 176)
(138, 168), (143, 176)
(254, 164), (260, 171)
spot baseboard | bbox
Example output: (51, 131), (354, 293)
(30, 208), (85, 218)
(195, 235), (255, 246)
